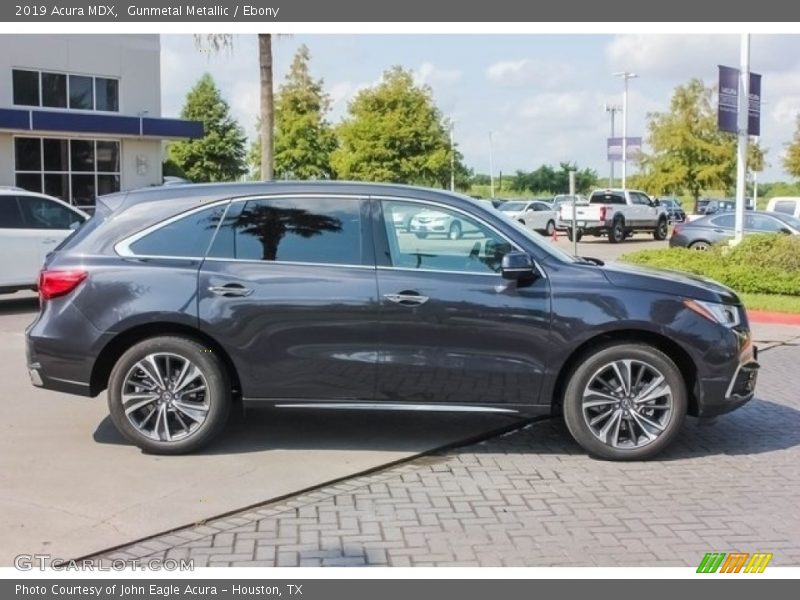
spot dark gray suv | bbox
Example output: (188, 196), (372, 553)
(26, 182), (759, 459)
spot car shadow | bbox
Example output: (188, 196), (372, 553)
(92, 407), (527, 456)
(92, 396), (799, 460)
(0, 294), (39, 316)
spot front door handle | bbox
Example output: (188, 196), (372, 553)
(383, 291), (429, 306)
(208, 284), (253, 297)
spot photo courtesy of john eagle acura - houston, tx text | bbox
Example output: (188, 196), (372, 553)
(24, 181), (759, 460)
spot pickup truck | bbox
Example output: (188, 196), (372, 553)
(559, 189), (670, 243)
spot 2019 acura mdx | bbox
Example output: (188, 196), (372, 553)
(26, 182), (759, 460)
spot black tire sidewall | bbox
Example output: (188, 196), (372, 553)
(562, 343), (687, 461)
(107, 336), (231, 455)
(609, 220), (624, 243)
(654, 219), (668, 240)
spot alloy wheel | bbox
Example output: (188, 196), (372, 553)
(121, 353), (210, 442)
(581, 359), (673, 449)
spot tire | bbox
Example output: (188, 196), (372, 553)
(414, 232), (428, 239)
(448, 221), (462, 240)
(562, 342), (687, 461)
(107, 336), (231, 455)
(653, 218), (669, 241)
(566, 227), (583, 242)
(545, 220), (556, 236)
(608, 218), (625, 243)
(689, 240), (711, 251)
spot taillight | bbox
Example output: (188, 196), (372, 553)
(38, 270), (88, 301)
(599, 206), (607, 221)
(672, 224), (683, 236)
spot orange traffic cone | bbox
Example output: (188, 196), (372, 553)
(551, 228), (559, 242)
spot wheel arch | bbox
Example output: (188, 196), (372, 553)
(90, 322), (242, 399)
(549, 329), (699, 417)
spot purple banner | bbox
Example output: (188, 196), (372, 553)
(718, 65), (761, 135)
(607, 137), (642, 161)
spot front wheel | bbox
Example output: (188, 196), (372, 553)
(545, 220), (556, 236)
(448, 221), (463, 240)
(414, 232), (428, 239)
(107, 336), (231, 454)
(653, 218), (669, 241)
(566, 227), (583, 242)
(562, 343), (687, 460)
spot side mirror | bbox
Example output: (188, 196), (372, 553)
(780, 228), (792, 235)
(653, 199), (660, 207)
(501, 251), (536, 281)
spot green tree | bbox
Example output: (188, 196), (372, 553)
(331, 66), (465, 188)
(784, 115), (800, 180)
(250, 45), (336, 179)
(168, 73), (247, 182)
(195, 34), (275, 180)
(510, 163), (597, 194)
(639, 79), (764, 211)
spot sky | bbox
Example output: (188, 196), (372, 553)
(160, 34), (800, 182)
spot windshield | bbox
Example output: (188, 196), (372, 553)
(499, 201), (527, 212)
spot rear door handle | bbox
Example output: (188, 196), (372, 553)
(208, 283), (253, 297)
(42, 238), (59, 244)
(383, 292), (429, 306)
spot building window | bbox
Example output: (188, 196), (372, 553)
(12, 69), (119, 112)
(14, 136), (121, 208)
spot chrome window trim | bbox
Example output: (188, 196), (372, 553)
(203, 257), (376, 270)
(371, 194), (546, 279)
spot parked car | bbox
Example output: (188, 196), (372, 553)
(655, 197), (687, 223)
(698, 198), (753, 215)
(0, 189), (88, 294)
(559, 189), (669, 243)
(409, 208), (465, 239)
(27, 182), (759, 460)
(551, 195), (585, 232)
(766, 196), (800, 219)
(497, 199), (558, 235)
(669, 210), (800, 250)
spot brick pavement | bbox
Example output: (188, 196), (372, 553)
(94, 340), (800, 567)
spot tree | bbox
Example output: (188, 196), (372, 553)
(168, 73), (247, 182)
(195, 34), (275, 180)
(250, 45), (336, 179)
(639, 79), (764, 211)
(784, 115), (800, 180)
(331, 66), (466, 188)
(510, 163), (597, 194)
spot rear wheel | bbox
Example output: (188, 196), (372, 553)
(545, 220), (556, 236)
(414, 232), (428, 239)
(107, 336), (231, 454)
(448, 221), (463, 240)
(562, 343), (687, 460)
(609, 219), (625, 243)
(689, 240), (711, 251)
(653, 218), (669, 241)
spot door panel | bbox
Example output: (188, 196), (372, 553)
(376, 199), (551, 407)
(0, 196), (39, 287)
(197, 195), (379, 401)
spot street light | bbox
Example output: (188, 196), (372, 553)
(448, 119), (456, 192)
(489, 130), (495, 198)
(604, 103), (622, 186)
(613, 71), (639, 189)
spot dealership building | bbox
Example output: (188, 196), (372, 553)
(0, 34), (201, 208)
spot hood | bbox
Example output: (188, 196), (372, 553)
(601, 261), (741, 305)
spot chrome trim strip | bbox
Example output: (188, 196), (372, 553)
(202, 257), (375, 270)
(376, 266), (499, 278)
(48, 376), (90, 387)
(272, 402), (518, 413)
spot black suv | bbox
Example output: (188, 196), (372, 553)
(26, 182), (759, 459)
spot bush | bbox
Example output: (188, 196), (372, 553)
(621, 234), (800, 296)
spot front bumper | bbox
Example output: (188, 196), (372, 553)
(694, 333), (759, 417)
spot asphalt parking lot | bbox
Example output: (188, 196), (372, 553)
(0, 292), (515, 565)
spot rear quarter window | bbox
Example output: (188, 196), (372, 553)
(127, 204), (227, 258)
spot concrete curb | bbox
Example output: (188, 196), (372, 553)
(748, 310), (800, 326)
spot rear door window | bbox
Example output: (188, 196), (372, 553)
(208, 196), (368, 266)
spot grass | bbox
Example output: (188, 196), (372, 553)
(739, 293), (800, 314)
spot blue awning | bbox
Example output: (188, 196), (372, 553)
(0, 108), (203, 139)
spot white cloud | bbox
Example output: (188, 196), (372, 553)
(486, 58), (575, 89)
(415, 62), (462, 86)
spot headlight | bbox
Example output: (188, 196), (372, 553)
(684, 299), (740, 328)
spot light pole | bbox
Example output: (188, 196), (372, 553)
(604, 103), (621, 186)
(613, 71), (638, 189)
(448, 119), (456, 192)
(489, 130), (495, 198)
(733, 34), (750, 245)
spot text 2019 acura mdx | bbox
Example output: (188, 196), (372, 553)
(26, 182), (759, 459)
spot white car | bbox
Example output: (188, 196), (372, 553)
(409, 209), (465, 240)
(0, 189), (88, 294)
(498, 200), (558, 236)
